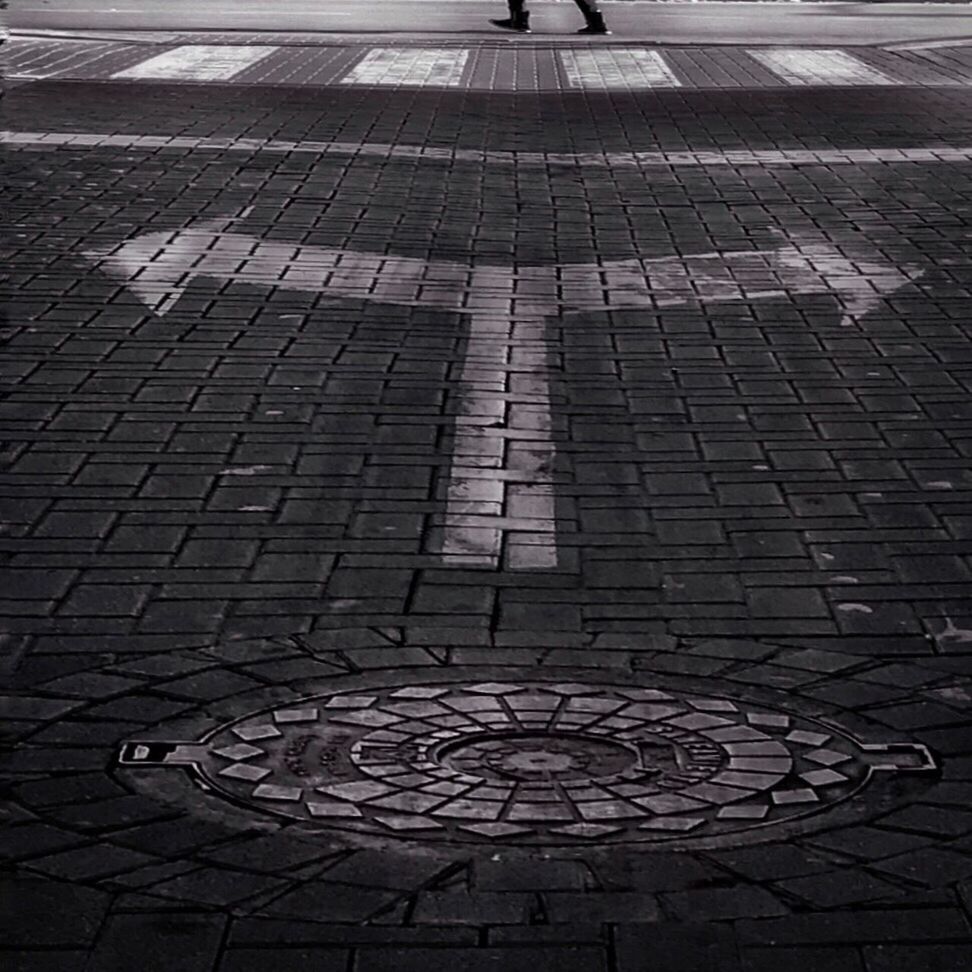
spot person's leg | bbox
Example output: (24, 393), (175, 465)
(492, 0), (531, 31)
(573, 0), (610, 34)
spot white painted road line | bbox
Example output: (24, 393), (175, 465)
(111, 45), (277, 81)
(9, 131), (972, 167)
(441, 304), (558, 570)
(341, 48), (469, 87)
(751, 49), (897, 86)
(5, 40), (116, 78)
(560, 49), (682, 89)
(84, 223), (922, 570)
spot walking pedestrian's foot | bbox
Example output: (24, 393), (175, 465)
(577, 14), (610, 35)
(490, 16), (531, 33)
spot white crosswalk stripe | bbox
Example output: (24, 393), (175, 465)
(559, 49), (682, 88)
(341, 48), (469, 87)
(7, 40), (134, 79)
(750, 49), (897, 86)
(110, 45), (277, 81)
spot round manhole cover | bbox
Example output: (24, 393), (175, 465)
(119, 675), (935, 846)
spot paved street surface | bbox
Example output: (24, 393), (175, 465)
(3, 4), (972, 970)
(10, 1), (972, 47)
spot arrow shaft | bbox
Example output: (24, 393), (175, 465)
(440, 312), (557, 570)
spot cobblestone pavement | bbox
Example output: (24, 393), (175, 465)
(9, 36), (972, 89)
(3, 33), (972, 972)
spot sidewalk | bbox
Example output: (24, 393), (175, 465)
(3, 14), (972, 972)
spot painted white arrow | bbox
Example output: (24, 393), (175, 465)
(87, 221), (915, 324)
(86, 223), (921, 570)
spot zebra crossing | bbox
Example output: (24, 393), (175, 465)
(560, 49), (682, 88)
(111, 45), (278, 81)
(341, 48), (471, 87)
(7, 39), (972, 91)
(749, 49), (897, 86)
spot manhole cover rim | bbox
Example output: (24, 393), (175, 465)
(116, 666), (938, 850)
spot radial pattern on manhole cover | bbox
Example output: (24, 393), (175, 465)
(119, 675), (935, 845)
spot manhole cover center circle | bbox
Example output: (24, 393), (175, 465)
(437, 731), (639, 782)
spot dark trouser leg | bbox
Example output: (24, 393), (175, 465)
(573, 0), (601, 17)
(573, 0), (608, 32)
(494, 0), (530, 31)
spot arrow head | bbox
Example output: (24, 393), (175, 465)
(86, 227), (211, 315)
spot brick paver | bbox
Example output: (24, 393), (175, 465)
(9, 36), (972, 90)
(3, 26), (972, 972)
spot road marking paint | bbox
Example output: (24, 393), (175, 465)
(84, 223), (921, 570)
(560, 49), (681, 88)
(9, 39), (971, 90)
(341, 48), (469, 87)
(750, 49), (897, 86)
(8, 131), (972, 167)
(111, 45), (277, 81)
(442, 307), (557, 568)
(5, 40), (123, 78)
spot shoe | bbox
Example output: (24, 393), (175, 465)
(577, 14), (610, 35)
(490, 14), (531, 32)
